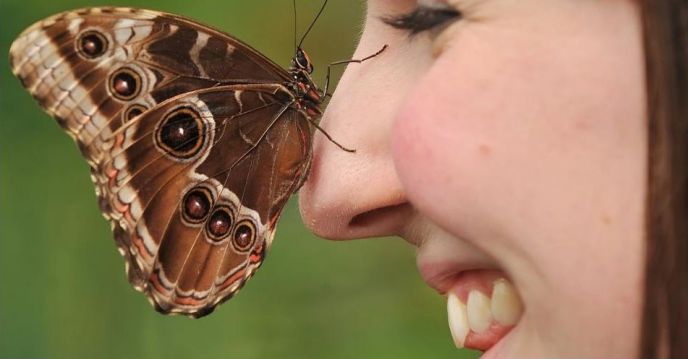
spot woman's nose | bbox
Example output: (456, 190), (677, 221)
(298, 43), (414, 240)
(298, 95), (412, 240)
(298, 132), (412, 240)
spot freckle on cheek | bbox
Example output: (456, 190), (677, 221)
(478, 144), (492, 157)
(602, 214), (613, 225)
(574, 120), (592, 131)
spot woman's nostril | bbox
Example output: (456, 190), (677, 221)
(349, 203), (413, 228)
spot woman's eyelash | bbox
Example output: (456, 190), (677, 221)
(382, 6), (462, 35)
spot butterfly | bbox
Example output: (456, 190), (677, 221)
(9, 5), (385, 318)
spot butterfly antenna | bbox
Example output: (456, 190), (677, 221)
(298, 0), (328, 48)
(293, 0), (298, 53)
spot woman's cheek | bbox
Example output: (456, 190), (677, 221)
(391, 67), (480, 240)
(390, 34), (515, 244)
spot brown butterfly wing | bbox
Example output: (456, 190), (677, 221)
(111, 84), (312, 317)
(9, 7), (289, 162)
(9, 7), (314, 317)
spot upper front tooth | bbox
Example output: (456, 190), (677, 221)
(447, 292), (469, 348)
(491, 278), (523, 326)
(466, 290), (493, 333)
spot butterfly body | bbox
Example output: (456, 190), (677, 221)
(10, 7), (321, 318)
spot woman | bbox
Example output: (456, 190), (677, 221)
(300, 0), (687, 357)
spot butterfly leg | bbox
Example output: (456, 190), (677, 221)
(322, 44), (388, 97)
(306, 116), (356, 153)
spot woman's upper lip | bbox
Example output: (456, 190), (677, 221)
(403, 216), (504, 293)
(415, 245), (506, 296)
(414, 242), (499, 295)
(417, 260), (474, 295)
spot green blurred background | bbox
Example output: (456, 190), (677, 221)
(0, 1), (478, 358)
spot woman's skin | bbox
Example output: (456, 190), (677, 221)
(299, 0), (647, 357)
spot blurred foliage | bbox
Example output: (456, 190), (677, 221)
(0, 0), (478, 358)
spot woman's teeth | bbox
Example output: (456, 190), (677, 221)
(447, 293), (470, 347)
(467, 290), (493, 333)
(447, 278), (524, 349)
(491, 279), (523, 326)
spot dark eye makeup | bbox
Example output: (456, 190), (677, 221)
(382, 5), (461, 35)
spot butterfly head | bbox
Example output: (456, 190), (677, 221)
(289, 47), (321, 116)
(292, 47), (314, 74)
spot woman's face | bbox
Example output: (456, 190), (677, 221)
(300, 0), (646, 357)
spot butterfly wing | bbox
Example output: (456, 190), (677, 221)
(9, 8), (313, 317)
(114, 84), (312, 317)
(9, 7), (289, 161)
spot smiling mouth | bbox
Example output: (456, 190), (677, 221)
(419, 265), (525, 353)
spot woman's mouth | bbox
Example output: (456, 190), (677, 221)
(419, 264), (524, 353)
(405, 218), (525, 354)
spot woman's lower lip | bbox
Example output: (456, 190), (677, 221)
(478, 321), (515, 359)
(426, 266), (523, 352)
(445, 281), (522, 351)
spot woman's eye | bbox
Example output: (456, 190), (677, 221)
(382, 5), (461, 35)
